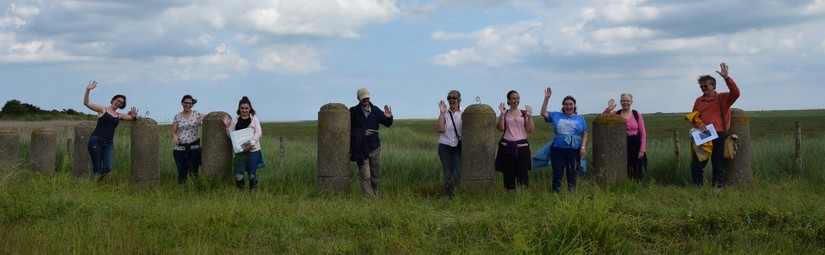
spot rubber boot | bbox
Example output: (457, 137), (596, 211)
(249, 179), (258, 191)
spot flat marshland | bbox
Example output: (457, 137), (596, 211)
(1, 110), (824, 253)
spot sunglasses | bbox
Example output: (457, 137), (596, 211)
(447, 97), (459, 100)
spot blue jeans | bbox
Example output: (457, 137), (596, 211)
(691, 132), (727, 188)
(173, 149), (201, 184)
(234, 150), (261, 181)
(550, 147), (580, 192)
(87, 136), (114, 177)
(438, 143), (461, 197)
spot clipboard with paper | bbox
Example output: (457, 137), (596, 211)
(229, 127), (254, 153)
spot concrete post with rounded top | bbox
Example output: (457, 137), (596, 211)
(72, 121), (96, 178)
(131, 118), (160, 185)
(317, 103), (351, 193)
(592, 114), (627, 185)
(202, 111), (233, 181)
(0, 129), (20, 163)
(30, 128), (56, 175)
(460, 104), (496, 189)
(724, 108), (751, 186)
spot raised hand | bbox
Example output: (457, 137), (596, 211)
(716, 62), (729, 78)
(86, 80), (97, 90)
(438, 100), (447, 113)
(607, 98), (616, 111)
(544, 87), (552, 98)
(498, 102), (507, 115)
(129, 107), (139, 119)
(384, 105), (393, 117)
(525, 105), (533, 116)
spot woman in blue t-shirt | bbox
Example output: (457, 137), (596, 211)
(540, 87), (588, 192)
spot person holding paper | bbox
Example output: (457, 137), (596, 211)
(436, 90), (463, 198)
(603, 93), (647, 181)
(540, 87), (588, 193)
(171, 95), (204, 185)
(350, 87), (393, 197)
(224, 96), (263, 190)
(689, 63), (741, 188)
(83, 80), (140, 182)
(495, 90), (535, 194)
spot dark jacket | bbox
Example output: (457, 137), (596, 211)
(349, 103), (393, 165)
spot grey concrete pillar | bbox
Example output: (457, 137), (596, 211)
(724, 108), (751, 186)
(131, 118), (160, 185)
(317, 103), (351, 193)
(202, 111), (232, 181)
(30, 128), (56, 175)
(72, 122), (95, 178)
(460, 104), (496, 189)
(592, 114), (627, 185)
(0, 129), (19, 162)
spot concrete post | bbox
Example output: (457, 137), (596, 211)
(30, 128), (56, 175)
(0, 129), (19, 163)
(72, 121), (96, 178)
(317, 103), (351, 193)
(592, 114), (627, 185)
(459, 104), (496, 189)
(131, 118), (160, 185)
(201, 111), (232, 181)
(724, 108), (751, 186)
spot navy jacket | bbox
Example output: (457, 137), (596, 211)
(349, 103), (393, 165)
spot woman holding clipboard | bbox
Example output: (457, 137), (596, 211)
(224, 96), (263, 190)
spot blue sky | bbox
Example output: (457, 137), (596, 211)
(2, 0), (824, 122)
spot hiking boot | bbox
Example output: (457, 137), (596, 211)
(249, 179), (258, 191)
(235, 179), (246, 189)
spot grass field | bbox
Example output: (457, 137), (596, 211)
(1, 109), (824, 253)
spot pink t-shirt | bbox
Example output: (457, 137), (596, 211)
(502, 112), (528, 147)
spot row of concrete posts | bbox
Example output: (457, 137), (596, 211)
(0, 106), (751, 190)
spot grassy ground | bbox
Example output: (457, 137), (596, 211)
(1, 109), (824, 253)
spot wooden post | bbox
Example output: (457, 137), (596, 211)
(279, 136), (286, 171)
(795, 121), (802, 172)
(673, 130), (680, 171)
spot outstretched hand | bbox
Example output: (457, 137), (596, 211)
(86, 80), (97, 90)
(498, 102), (507, 115)
(607, 99), (616, 111)
(384, 105), (393, 117)
(438, 100), (447, 113)
(128, 107), (139, 119)
(544, 87), (552, 98)
(525, 105), (533, 116)
(716, 62), (729, 78)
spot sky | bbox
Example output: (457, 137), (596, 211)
(1, 0), (824, 122)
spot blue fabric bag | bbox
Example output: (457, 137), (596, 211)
(531, 141), (553, 170)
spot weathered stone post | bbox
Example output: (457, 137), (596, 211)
(592, 114), (627, 185)
(460, 104), (496, 189)
(0, 129), (20, 162)
(724, 108), (751, 186)
(202, 112), (232, 181)
(131, 118), (160, 185)
(317, 103), (351, 193)
(30, 128), (56, 175)
(72, 121), (96, 178)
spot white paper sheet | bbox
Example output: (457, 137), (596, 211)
(691, 124), (718, 146)
(229, 127), (254, 153)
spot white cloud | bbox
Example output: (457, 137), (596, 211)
(0, 34), (84, 62)
(802, 0), (825, 15)
(590, 26), (655, 41)
(432, 21), (542, 66)
(598, 0), (660, 23)
(255, 45), (324, 74)
(647, 37), (715, 51)
(243, 0), (399, 38)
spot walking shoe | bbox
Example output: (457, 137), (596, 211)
(235, 179), (246, 189)
(249, 179), (258, 191)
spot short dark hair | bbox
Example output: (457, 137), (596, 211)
(697, 75), (716, 86)
(111, 94), (126, 109)
(237, 96), (256, 116)
(561, 95), (577, 114)
(181, 95), (197, 104)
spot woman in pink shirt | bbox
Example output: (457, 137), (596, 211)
(603, 93), (647, 181)
(495, 90), (535, 194)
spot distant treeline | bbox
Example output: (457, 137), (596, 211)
(0, 99), (95, 121)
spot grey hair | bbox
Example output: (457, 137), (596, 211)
(448, 90), (461, 101)
(620, 93), (633, 100)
